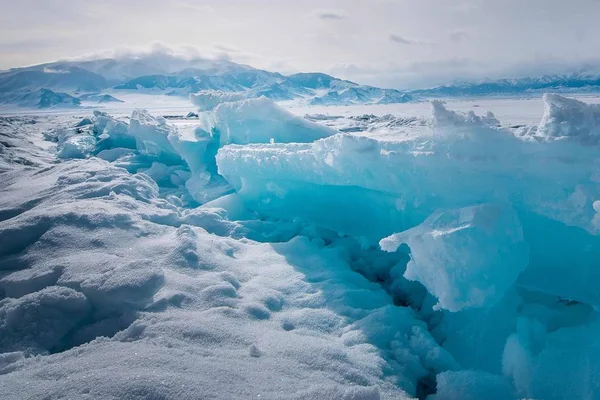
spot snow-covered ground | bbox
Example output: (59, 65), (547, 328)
(1, 93), (600, 399)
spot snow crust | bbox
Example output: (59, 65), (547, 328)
(2, 93), (600, 399)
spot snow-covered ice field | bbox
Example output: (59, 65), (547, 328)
(5, 91), (600, 123)
(1, 93), (600, 399)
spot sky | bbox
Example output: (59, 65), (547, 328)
(1, 0), (600, 89)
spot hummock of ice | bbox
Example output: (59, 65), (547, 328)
(190, 90), (247, 111)
(51, 97), (335, 204)
(211, 96), (336, 144)
(2, 93), (600, 399)
(217, 102), (600, 240)
(129, 109), (183, 164)
(380, 204), (529, 312)
(213, 94), (600, 397)
(537, 93), (600, 143)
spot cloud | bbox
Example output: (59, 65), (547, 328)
(329, 55), (600, 90)
(389, 34), (413, 45)
(0, 38), (58, 52)
(59, 42), (231, 62)
(389, 34), (433, 46)
(173, 1), (214, 13)
(329, 60), (483, 89)
(3, 1), (600, 86)
(455, 0), (481, 15)
(449, 30), (469, 43)
(212, 44), (241, 53)
(316, 10), (345, 20)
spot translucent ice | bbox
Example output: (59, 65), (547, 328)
(380, 204), (529, 312)
(129, 109), (183, 164)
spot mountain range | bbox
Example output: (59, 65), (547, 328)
(4, 53), (600, 109)
(409, 73), (600, 97)
(0, 54), (414, 108)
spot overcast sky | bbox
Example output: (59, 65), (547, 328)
(1, 0), (600, 88)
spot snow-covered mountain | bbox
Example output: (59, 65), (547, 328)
(113, 69), (410, 105)
(286, 72), (355, 89)
(411, 72), (600, 97)
(0, 66), (108, 93)
(78, 93), (124, 104)
(12, 54), (256, 84)
(0, 55), (414, 108)
(0, 88), (81, 108)
(310, 85), (414, 106)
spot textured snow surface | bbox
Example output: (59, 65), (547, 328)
(1, 93), (600, 399)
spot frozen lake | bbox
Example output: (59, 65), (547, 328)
(3, 91), (600, 126)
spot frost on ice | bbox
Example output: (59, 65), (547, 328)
(1, 93), (600, 399)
